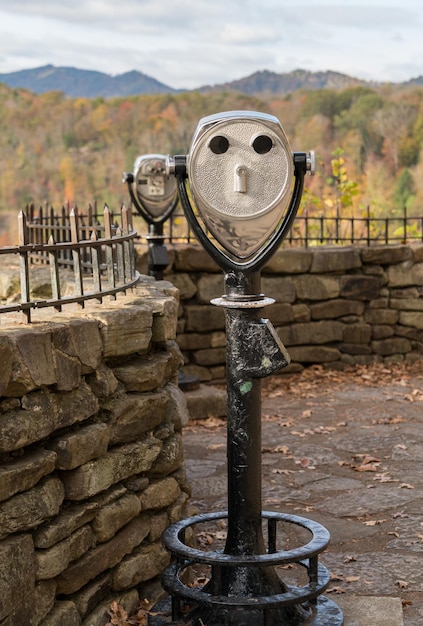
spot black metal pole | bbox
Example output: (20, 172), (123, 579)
(150, 129), (343, 626)
(211, 270), (307, 624)
(224, 272), (266, 557)
(146, 222), (169, 280)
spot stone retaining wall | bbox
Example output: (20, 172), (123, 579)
(0, 277), (190, 626)
(136, 243), (423, 381)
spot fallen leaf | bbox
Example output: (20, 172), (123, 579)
(346, 576), (360, 583)
(373, 473), (398, 483)
(128, 607), (148, 626)
(363, 519), (386, 526)
(399, 483), (414, 489)
(295, 457), (316, 469)
(392, 511), (410, 519)
(197, 532), (215, 546)
(371, 416), (406, 425)
(327, 586), (346, 594)
(353, 462), (380, 472)
(107, 601), (130, 626)
(344, 555), (357, 563)
(262, 445), (290, 454)
(279, 420), (295, 428)
(189, 416), (226, 429)
(355, 454), (381, 464)
(188, 576), (210, 588)
(302, 409), (313, 418)
(395, 580), (409, 589)
(214, 530), (227, 540)
(402, 599), (413, 608)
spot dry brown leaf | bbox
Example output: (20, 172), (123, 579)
(399, 483), (414, 489)
(314, 426), (337, 434)
(371, 416), (406, 425)
(290, 430), (307, 437)
(264, 498), (281, 505)
(197, 532), (215, 546)
(292, 504), (314, 513)
(128, 609), (148, 626)
(295, 457), (316, 469)
(352, 462), (380, 472)
(355, 454), (381, 464)
(188, 576), (210, 588)
(392, 511), (410, 519)
(396, 580), (409, 589)
(346, 576), (360, 583)
(373, 473), (398, 483)
(327, 586), (346, 594)
(262, 444), (290, 454)
(107, 601), (130, 626)
(188, 416), (226, 430)
(363, 519), (386, 526)
(344, 555), (357, 563)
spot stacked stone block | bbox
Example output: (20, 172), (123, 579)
(147, 243), (423, 381)
(0, 276), (189, 625)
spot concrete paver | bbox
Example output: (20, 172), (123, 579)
(182, 363), (423, 625)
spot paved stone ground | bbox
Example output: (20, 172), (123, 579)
(183, 363), (423, 626)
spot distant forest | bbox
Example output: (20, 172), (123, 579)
(1, 82), (423, 224)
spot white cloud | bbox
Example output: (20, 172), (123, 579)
(0, 0), (421, 88)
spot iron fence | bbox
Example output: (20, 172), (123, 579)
(1, 201), (422, 323)
(285, 206), (423, 247)
(0, 204), (139, 323)
(131, 204), (423, 247)
(23, 202), (423, 248)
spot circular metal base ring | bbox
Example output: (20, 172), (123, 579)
(162, 560), (330, 609)
(162, 510), (330, 567)
(147, 594), (344, 625)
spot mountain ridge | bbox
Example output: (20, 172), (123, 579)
(0, 64), (421, 98)
(0, 64), (178, 98)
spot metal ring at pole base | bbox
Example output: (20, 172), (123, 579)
(148, 511), (343, 625)
(148, 592), (343, 625)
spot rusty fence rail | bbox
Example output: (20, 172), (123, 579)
(0, 204), (139, 323)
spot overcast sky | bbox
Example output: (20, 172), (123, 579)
(0, 1), (422, 89)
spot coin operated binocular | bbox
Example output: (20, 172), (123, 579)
(153, 112), (344, 626)
(123, 154), (178, 279)
(166, 110), (314, 279)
